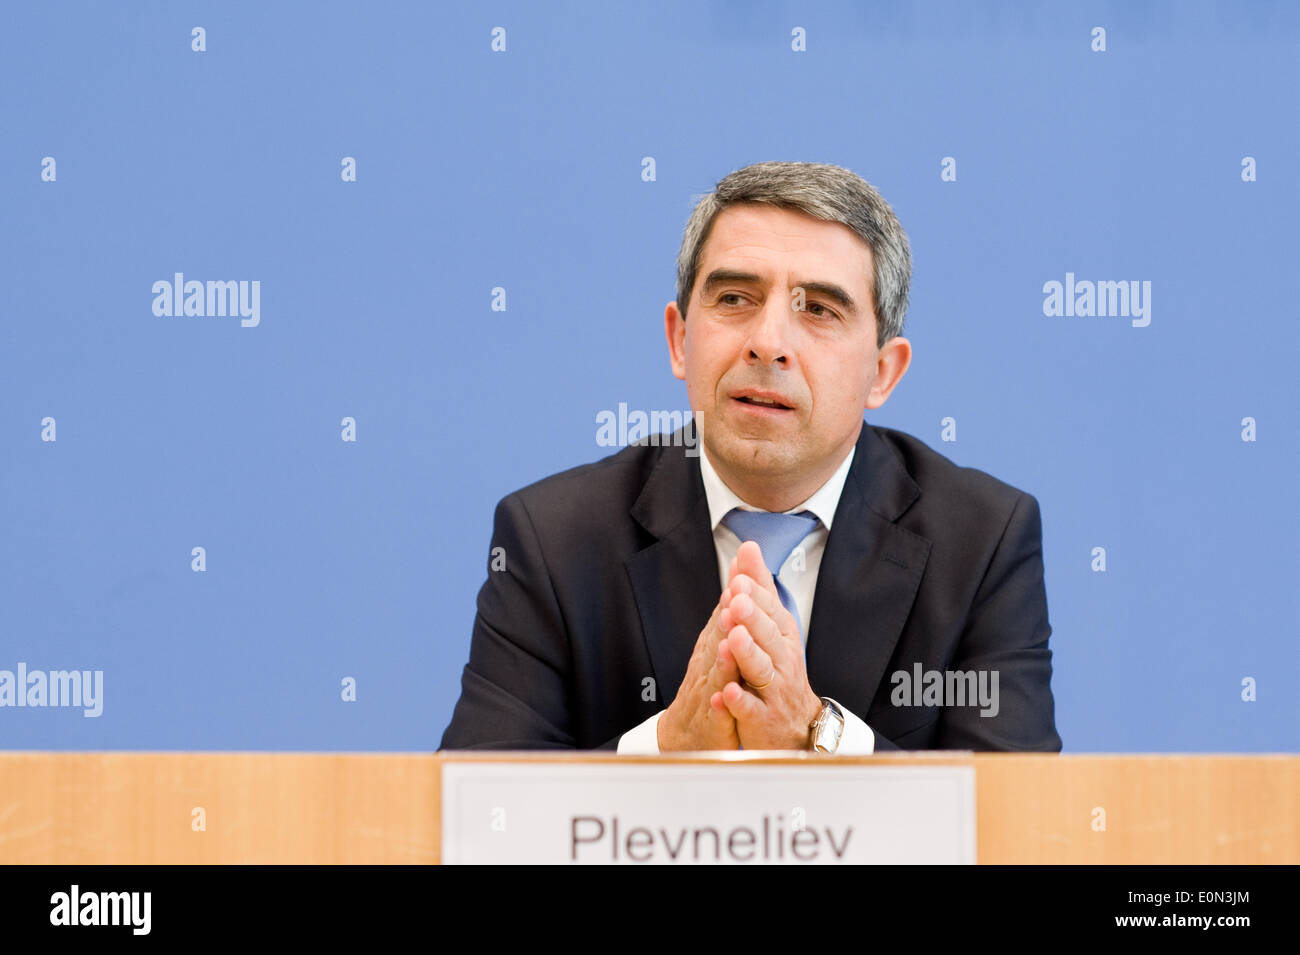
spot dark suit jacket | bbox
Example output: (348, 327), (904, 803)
(440, 422), (1061, 752)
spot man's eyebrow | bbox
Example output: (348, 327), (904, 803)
(700, 269), (764, 296)
(700, 269), (859, 315)
(792, 280), (858, 315)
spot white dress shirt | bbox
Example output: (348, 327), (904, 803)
(617, 440), (877, 754)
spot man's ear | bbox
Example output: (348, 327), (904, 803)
(865, 336), (912, 410)
(665, 301), (687, 381)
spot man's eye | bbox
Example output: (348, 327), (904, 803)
(720, 293), (747, 306)
(806, 302), (837, 319)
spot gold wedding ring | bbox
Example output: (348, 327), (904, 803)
(747, 667), (776, 690)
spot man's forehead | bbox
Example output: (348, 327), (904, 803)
(698, 205), (874, 299)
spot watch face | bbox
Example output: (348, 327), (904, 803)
(814, 700), (844, 753)
(825, 721), (843, 752)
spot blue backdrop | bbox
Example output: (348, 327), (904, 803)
(3, 0), (1297, 751)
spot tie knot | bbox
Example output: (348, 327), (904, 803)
(720, 508), (819, 577)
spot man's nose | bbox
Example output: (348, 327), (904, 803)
(744, 293), (795, 365)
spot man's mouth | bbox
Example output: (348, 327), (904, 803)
(732, 392), (795, 412)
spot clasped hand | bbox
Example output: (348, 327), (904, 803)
(658, 541), (823, 751)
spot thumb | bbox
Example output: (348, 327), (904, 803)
(735, 540), (777, 596)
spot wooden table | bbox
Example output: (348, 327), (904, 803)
(2, 752), (1295, 863)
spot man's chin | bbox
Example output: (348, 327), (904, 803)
(707, 431), (801, 475)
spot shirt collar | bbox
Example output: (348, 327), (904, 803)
(698, 439), (856, 532)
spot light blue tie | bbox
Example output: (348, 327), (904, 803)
(720, 507), (819, 640)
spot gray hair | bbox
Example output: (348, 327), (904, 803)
(674, 161), (911, 348)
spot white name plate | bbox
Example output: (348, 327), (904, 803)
(441, 759), (975, 864)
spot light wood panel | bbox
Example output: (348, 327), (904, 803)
(0, 752), (440, 864)
(1, 752), (1295, 863)
(975, 754), (1300, 863)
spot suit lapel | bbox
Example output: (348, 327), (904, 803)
(805, 425), (931, 717)
(625, 437), (719, 701)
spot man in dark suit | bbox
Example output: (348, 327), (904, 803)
(441, 161), (1061, 753)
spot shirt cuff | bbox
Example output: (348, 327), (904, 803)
(837, 706), (876, 754)
(617, 710), (664, 754)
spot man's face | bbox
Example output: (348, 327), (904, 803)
(666, 203), (909, 499)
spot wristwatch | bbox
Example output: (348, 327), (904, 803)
(808, 697), (845, 753)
